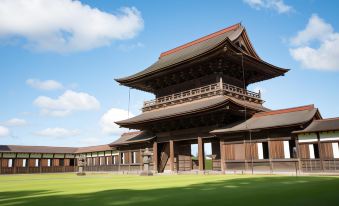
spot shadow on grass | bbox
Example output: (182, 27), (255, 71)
(1, 176), (339, 206)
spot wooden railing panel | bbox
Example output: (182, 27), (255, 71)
(143, 82), (263, 112)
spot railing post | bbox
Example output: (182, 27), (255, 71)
(219, 76), (223, 93)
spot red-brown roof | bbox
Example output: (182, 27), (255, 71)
(159, 23), (241, 58)
(110, 131), (154, 146)
(211, 105), (321, 134)
(75, 145), (112, 153)
(253, 105), (315, 118)
(293, 117), (339, 134)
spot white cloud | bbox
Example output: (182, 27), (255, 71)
(34, 127), (80, 137)
(0, 0), (144, 53)
(0, 126), (10, 137)
(100, 108), (133, 135)
(26, 79), (63, 90)
(289, 14), (339, 71)
(3, 118), (27, 126)
(34, 90), (100, 117)
(243, 0), (293, 14)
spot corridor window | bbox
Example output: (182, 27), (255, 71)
(332, 142), (339, 158)
(23, 159), (27, 167)
(8, 159), (13, 168)
(309, 144), (320, 159)
(47, 159), (51, 167)
(35, 159), (39, 167)
(257, 142), (269, 159)
(121, 153), (125, 164)
(131, 152), (137, 164)
(283, 141), (290, 158)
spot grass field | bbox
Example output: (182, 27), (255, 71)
(0, 173), (339, 206)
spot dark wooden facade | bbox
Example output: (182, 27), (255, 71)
(2, 24), (339, 175)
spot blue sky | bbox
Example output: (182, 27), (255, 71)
(0, 0), (338, 147)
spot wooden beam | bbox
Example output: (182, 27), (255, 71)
(198, 137), (204, 171)
(317, 132), (324, 171)
(220, 138), (225, 173)
(153, 141), (158, 173)
(169, 140), (175, 172)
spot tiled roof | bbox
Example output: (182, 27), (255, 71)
(293, 117), (339, 134)
(211, 105), (321, 134)
(116, 95), (268, 128)
(109, 131), (154, 146)
(159, 23), (241, 58)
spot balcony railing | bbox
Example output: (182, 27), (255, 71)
(142, 82), (263, 112)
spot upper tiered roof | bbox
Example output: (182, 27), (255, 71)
(116, 23), (288, 92)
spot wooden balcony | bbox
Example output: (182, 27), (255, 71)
(142, 82), (263, 112)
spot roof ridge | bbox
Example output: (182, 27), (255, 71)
(159, 23), (241, 58)
(253, 104), (315, 118)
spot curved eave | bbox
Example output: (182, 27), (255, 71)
(211, 108), (321, 135)
(116, 28), (289, 89)
(226, 39), (289, 77)
(115, 96), (267, 128)
(115, 38), (232, 86)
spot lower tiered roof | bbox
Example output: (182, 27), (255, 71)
(211, 105), (322, 134)
(116, 95), (269, 128)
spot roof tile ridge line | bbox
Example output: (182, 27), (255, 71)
(159, 23), (241, 58)
(253, 104), (315, 118)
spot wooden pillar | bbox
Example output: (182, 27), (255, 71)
(198, 137), (204, 171)
(39, 159), (42, 173)
(0, 156), (2, 174)
(317, 132), (324, 171)
(13, 154), (17, 174)
(118, 152), (121, 172)
(220, 139), (225, 173)
(169, 140), (175, 172)
(153, 141), (158, 173)
(268, 140), (273, 174)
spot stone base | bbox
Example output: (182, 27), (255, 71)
(76, 172), (86, 176)
(140, 171), (153, 176)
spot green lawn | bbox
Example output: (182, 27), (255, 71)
(0, 173), (339, 206)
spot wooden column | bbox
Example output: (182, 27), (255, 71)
(153, 141), (158, 173)
(118, 152), (121, 172)
(169, 140), (175, 172)
(0, 156), (2, 174)
(198, 137), (204, 171)
(220, 139), (225, 173)
(317, 132), (324, 171)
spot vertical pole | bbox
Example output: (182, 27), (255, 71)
(317, 132), (324, 171)
(295, 137), (301, 173)
(268, 140), (273, 174)
(198, 137), (205, 172)
(220, 138), (225, 173)
(219, 74), (223, 93)
(118, 151), (121, 172)
(0, 155), (2, 174)
(39, 158), (42, 174)
(170, 140), (175, 172)
(153, 141), (158, 173)
(13, 154), (17, 174)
